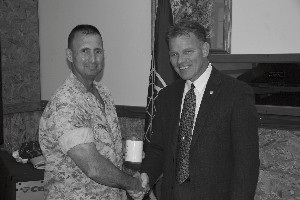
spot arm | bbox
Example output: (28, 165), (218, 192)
(54, 100), (142, 192)
(231, 84), (260, 200)
(141, 95), (165, 188)
(67, 142), (142, 191)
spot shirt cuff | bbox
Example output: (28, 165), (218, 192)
(59, 127), (94, 154)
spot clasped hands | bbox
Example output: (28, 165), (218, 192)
(127, 172), (149, 200)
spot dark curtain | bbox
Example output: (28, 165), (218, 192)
(144, 0), (179, 151)
(0, 39), (3, 145)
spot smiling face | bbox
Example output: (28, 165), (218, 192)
(66, 32), (104, 85)
(169, 32), (209, 82)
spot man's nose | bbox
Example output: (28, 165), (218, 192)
(177, 54), (186, 64)
(89, 52), (96, 62)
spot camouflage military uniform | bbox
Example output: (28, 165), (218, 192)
(39, 73), (125, 200)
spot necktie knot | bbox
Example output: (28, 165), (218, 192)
(190, 83), (195, 90)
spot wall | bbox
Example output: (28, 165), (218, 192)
(231, 0), (300, 54)
(256, 128), (300, 200)
(39, 0), (300, 107)
(39, 0), (151, 107)
(0, 0), (41, 149)
(0, 0), (40, 105)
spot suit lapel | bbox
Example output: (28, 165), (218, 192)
(190, 67), (222, 149)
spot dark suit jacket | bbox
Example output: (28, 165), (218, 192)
(141, 67), (260, 200)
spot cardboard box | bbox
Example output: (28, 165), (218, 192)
(0, 151), (44, 200)
(16, 180), (44, 200)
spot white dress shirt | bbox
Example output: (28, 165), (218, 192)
(180, 63), (212, 134)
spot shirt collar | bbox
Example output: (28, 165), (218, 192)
(186, 63), (212, 92)
(68, 72), (97, 93)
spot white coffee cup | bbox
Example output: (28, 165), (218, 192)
(125, 140), (143, 163)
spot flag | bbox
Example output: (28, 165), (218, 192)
(144, 0), (179, 151)
(0, 39), (3, 145)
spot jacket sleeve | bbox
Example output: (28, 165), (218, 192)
(230, 83), (260, 200)
(141, 94), (165, 188)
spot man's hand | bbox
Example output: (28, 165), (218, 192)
(127, 172), (150, 200)
(140, 173), (149, 191)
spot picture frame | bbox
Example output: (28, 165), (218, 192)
(167, 0), (232, 54)
(209, 0), (232, 54)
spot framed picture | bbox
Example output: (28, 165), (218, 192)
(169, 0), (232, 54)
(210, 0), (231, 54)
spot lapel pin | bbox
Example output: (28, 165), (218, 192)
(210, 91), (214, 95)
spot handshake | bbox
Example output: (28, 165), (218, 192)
(127, 172), (150, 200)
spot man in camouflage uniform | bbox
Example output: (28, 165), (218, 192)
(39, 24), (146, 200)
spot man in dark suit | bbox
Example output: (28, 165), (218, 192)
(139, 20), (260, 200)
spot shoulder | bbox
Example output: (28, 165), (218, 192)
(45, 80), (86, 114)
(55, 83), (83, 103)
(95, 82), (114, 100)
(159, 79), (184, 96)
(95, 83), (111, 94)
(213, 68), (254, 95)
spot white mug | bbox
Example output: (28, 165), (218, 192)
(125, 140), (143, 163)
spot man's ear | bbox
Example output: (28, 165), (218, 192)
(202, 42), (210, 57)
(66, 48), (73, 63)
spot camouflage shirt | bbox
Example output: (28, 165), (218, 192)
(39, 73), (125, 200)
